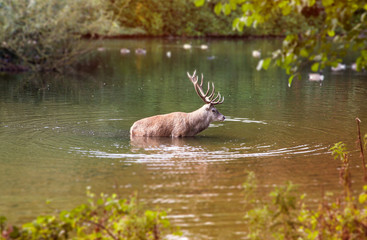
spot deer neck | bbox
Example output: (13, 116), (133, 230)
(188, 104), (212, 135)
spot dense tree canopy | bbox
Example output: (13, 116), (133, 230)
(108, 0), (240, 36)
(196, 0), (367, 85)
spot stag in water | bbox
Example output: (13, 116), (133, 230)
(130, 71), (225, 137)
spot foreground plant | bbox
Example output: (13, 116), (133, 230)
(243, 121), (367, 239)
(0, 189), (179, 240)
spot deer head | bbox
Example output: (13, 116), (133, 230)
(187, 70), (225, 122)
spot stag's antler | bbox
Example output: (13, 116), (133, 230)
(187, 70), (224, 105)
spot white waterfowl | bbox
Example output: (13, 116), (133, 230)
(200, 44), (208, 50)
(252, 50), (261, 58)
(183, 44), (192, 50)
(351, 63), (357, 71)
(331, 63), (346, 71)
(135, 48), (147, 55)
(120, 48), (130, 54)
(308, 73), (324, 81)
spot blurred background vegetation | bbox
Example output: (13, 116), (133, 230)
(0, 0), (118, 72)
(0, 0), (365, 74)
(108, 0), (295, 37)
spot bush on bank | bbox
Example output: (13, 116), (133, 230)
(0, 190), (179, 240)
(243, 130), (367, 239)
(0, 0), (117, 72)
(109, 0), (310, 37)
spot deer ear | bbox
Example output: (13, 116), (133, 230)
(205, 103), (212, 111)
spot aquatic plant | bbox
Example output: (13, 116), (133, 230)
(0, 190), (179, 240)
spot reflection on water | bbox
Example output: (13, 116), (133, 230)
(0, 38), (367, 239)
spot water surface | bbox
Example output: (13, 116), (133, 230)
(1, 38), (366, 239)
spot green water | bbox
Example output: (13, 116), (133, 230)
(1, 38), (366, 239)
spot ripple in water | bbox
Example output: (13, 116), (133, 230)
(69, 139), (328, 163)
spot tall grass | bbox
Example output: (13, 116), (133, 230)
(0, 191), (180, 240)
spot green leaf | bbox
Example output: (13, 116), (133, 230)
(237, 20), (245, 32)
(97, 198), (104, 205)
(284, 53), (294, 66)
(244, 16), (254, 27)
(284, 34), (295, 42)
(300, 48), (309, 58)
(362, 50), (367, 59)
(194, 0), (205, 7)
(308, 0), (316, 7)
(262, 58), (272, 70)
(327, 30), (335, 37)
(224, 3), (232, 15)
(214, 2), (222, 15)
(278, 1), (289, 9)
(233, 17), (246, 32)
(232, 18), (240, 30)
(359, 193), (367, 204)
(322, 0), (333, 7)
(278, 1), (292, 16)
(285, 66), (292, 75)
(229, 0), (237, 10)
(0, 215), (7, 223)
(288, 74), (295, 87)
(311, 62), (319, 72)
(281, 6), (291, 16)
(241, 3), (253, 13)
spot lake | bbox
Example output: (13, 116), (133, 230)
(0, 38), (366, 239)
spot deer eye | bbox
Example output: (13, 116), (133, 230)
(211, 109), (216, 113)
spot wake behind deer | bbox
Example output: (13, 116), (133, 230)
(130, 71), (225, 137)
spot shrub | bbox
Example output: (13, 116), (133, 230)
(243, 120), (367, 239)
(109, 0), (240, 37)
(0, 0), (116, 72)
(0, 189), (179, 240)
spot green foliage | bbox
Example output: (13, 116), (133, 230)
(0, 217), (6, 235)
(243, 173), (302, 239)
(243, 138), (367, 240)
(109, 0), (242, 37)
(330, 141), (348, 162)
(0, 0), (117, 72)
(0, 189), (179, 240)
(212, 0), (367, 85)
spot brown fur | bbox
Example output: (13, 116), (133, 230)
(130, 104), (225, 137)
